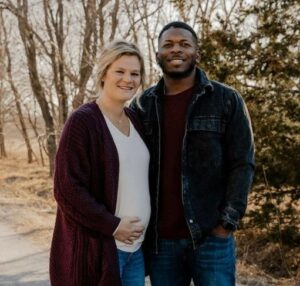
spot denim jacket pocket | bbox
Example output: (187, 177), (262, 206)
(186, 116), (226, 170)
(188, 117), (225, 134)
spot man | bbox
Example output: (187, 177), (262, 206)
(131, 21), (255, 286)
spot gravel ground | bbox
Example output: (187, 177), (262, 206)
(0, 222), (50, 286)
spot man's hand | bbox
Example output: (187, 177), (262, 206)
(113, 217), (145, 245)
(211, 224), (232, 238)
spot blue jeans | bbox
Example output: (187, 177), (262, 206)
(117, 248), (145, 286)
(148, 235), (236, 286)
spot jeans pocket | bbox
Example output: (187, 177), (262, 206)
(209, 233), (232, 241)
(199, 235), (235, 267)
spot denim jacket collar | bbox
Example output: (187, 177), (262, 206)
(149, 68), (213, 97)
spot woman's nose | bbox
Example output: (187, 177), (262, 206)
(122, 73), (133, 82)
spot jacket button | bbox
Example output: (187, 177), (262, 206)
(189, 219), (194, 223)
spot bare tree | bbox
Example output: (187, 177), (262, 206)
(133, 0), (164, 85)
(72, 0), (98, 108)
(169, 0), (219, 37)
(43, 0), (68, 130)
(1, 0), (57, 175)
(219, 0), (240, 31)
(0, 82), (7, 159)
(23, 100), (46, 166)
(1, 10), (35, 163)
(0, 9), (7, 158)
(0, 106), (6, 158)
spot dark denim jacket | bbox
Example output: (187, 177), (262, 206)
(131, 68), (255, 250)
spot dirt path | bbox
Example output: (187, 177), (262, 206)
(0, 222), (50, 286)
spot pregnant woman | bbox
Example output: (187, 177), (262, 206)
(50, 40), (150, 286)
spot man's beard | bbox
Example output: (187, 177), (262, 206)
(158, 58), (196, 79)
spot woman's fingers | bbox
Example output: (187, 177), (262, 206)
(114, 216), (145, 243)
(124, 239), (133, 244)
(124, 232), (142, 244)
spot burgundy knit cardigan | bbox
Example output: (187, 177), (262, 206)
(49, 101), (146, 286)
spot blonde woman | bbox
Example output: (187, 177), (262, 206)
(50, 41), (150, 286)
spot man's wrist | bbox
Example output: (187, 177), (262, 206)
(220, 219), (237, 231)
(220, 205), (239, 231)
(212, 224), (232, 238)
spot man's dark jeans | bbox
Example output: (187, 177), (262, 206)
(148, 235), (235, 286)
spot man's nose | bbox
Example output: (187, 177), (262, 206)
(171, 43), (182, 53)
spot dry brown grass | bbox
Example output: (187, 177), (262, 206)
(0, 156), (56, 248)
(236, 230), (300, 285)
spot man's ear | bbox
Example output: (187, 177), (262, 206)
(155, 51), (159, 64)
(196, 48), (201, 63)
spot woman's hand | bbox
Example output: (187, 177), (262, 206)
(113, 216), (145, 244)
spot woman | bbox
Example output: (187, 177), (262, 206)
(50, 41), (150, 286)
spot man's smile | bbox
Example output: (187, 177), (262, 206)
(169, 59), (184, 65)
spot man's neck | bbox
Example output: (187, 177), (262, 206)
(163, 69), (196, 95)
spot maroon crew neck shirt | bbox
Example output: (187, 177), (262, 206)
(158, 86), (195, 239)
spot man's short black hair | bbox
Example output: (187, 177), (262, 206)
(158, 21), (198, 43)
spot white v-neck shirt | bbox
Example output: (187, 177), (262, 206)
(104, 115), (151, 252)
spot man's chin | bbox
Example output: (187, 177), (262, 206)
(164, 69), (195, 79)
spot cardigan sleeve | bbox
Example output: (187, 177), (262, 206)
(54, 110), (120, 236)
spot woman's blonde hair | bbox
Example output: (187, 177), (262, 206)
(95, 40), (145, 97)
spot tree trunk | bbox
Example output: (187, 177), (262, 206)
(25, 103), (45, 167)
(15, 100), (34, 163)
(0, 115), (6, 159)
(0, 10), (7, 158)
(72, 0), (97, 108)
(1, 11), (34, 163)
(43, 0), (68, 129)
(17, 0), (56, 175)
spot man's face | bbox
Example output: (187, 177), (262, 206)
(156, 27), (198, 79)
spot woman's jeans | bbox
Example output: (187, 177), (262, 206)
(148, 235), (236, 286)
(117, 247), (145, 286)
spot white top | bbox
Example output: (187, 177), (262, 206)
(104, 115), (151, 252)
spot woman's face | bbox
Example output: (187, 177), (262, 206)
(102, 55), (142, 103)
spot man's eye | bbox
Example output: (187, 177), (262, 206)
(182, 42), (191, 47)
(163, 44), (172, 48)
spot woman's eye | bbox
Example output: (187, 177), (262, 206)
(116, 70), (124, 74)
(132, 73), (140, 77)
